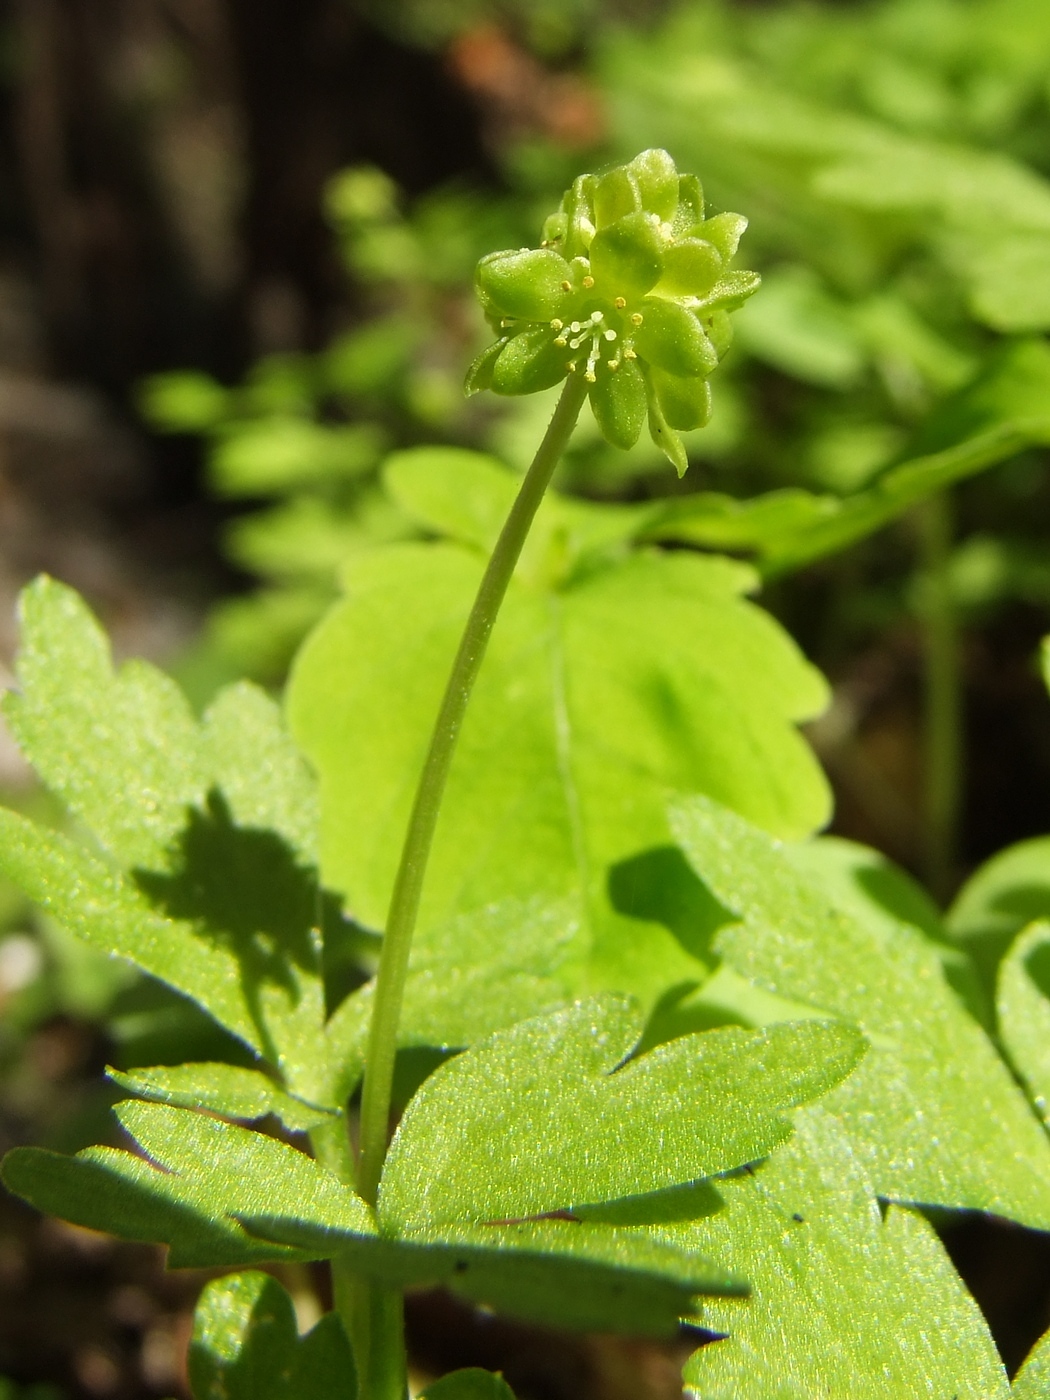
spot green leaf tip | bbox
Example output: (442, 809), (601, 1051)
(189, 1271), (356, 1400)
(468, 149), (757, 473)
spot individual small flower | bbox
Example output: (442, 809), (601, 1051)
(466, 148), (759, 475)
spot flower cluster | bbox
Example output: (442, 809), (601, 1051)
(467, 149), (759, 475)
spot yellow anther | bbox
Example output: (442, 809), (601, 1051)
(624, 347), (637, 359)
(630, 312), (643, 326)
(582, 275), (595, 288)
(561, 280), (572, 291)
(607, 359), (620, 370)
(584, 370), (597, 382)
(554, 336), (567, 347)
(614, 296), (626, 309)
(550, 318), (564, 330)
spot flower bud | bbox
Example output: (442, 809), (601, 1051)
(467, 149), (759, 476)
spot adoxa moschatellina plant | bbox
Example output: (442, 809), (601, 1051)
(467, 146), (759, 474)
(0, 151), (829, 1400)
(358, 147), (761, 1210)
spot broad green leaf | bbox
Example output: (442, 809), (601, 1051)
(288, 538), (829, 1005)
(420, 1371), (515, 1400)
(997, 922), (1050, 1127)
(3, 576), (206, 870)
(0, 1100), (370, 1268)
(107, 1062), (336, 1133)
(670, 795), (1050, 1227)
(677, 1108), (1009, 1400)
(3, 1099), (743, 1337)
(643, 341), (1050, 577)
(380, 996), (864, 1228)
(188, 1272), (355, 1400)
(947, 836), (1050, 993)
(0, 580), (336, 1101)
(1014, 1325), (1050, 1399)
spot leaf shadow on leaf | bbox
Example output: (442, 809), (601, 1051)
(607, 845), (734, 963)
(134, 789), (341, 1062)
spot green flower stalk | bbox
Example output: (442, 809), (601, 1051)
(467, 148), (759, 475)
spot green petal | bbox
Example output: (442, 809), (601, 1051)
(674, 174), (705, 236)
(635, 298), (719, 377)
(589, 212), (665, 298)
(593, 167), (638, 228)
(702, 212), (749, 262)
(627, 149), (679, 222)
(464, 340), (504, 397)
(590, 359), (647, 449)
(705, 309), (734, 357)
(491, 327), (569, 396)
(651, 367), (713, 431)
(656, 238), (722, 297)
(476, 249), (572, 321)
(645, 370), (690, 476)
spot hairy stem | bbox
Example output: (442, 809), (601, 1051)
(356, 371), (589, 1208)
(917, 492), (962, 902)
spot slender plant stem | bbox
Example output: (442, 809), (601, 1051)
(356, 371), (589, 1209)
(917, 491), (962, 902)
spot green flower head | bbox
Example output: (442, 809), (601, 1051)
(467, 149), (759, 476)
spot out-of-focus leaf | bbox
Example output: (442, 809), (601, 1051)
(188, 1272), (355, 1400)
(671, 795), (1050, 1227)
(419, 1371), (515, 1400)
(210, 420), (384, 497)
(644, 341), (1050, 576)
(997, 921), (1050, 1127)
(677, 1108), (1009, 1400)
(947, 836), (1050, 992)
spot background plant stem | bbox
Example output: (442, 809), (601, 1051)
(917, 491), (963, 903)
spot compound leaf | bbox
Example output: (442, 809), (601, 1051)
(3, 1098), (743, 1338)
(188, 1272), (355, 1400)
(378, 996), (865, 1227)
(677, 1108), (1009, 1400)
(671, 795), (1050, 1227)
(289, 527), (829, 1008)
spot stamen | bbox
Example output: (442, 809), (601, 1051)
(554, 335), (567, 347)
(614, 296), (626, 309)
(630, 312), (643, 326)
(582, 275), (595, 289)
(561, 280), (572, 291)
(570, 321), (582, 333)
(603, 329), (617, 341)
(550, 319), (564, 330)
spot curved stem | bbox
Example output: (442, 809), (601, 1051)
(356, 372), (589, 1208)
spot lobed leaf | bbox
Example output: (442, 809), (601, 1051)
(3, 1098), (743, 1338)
(1014, 1325), (1050, 1399)
(188, 1272), (356, 1400)
(288, 528), (829, 1008)
(379, 996), (865, 1228)
(947, 837), (1050, 993)
(670, 795), (1050, 1227)
(677, 1108), (1009, 1400)
(107, 1063), (336, 1133)
(0, 580), (336, 1101)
